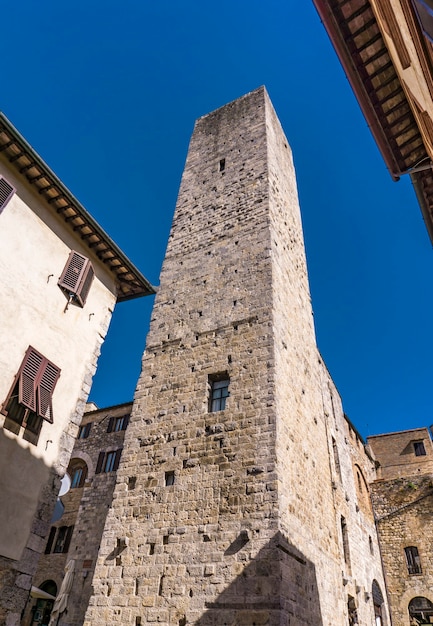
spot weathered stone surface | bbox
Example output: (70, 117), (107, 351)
(81, 89), (389, 626)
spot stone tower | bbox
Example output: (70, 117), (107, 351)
(85, 88), (387, 626)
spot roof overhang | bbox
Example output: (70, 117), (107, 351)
(0, 113), (156, 300)
(313, 0), (433, 244)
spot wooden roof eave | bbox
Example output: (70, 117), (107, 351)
(314, 0), (404, 180)
(0, 112), (156, 301)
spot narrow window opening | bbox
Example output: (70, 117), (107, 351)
(340, 516), (351, 573)
(165, 471), (175, 486)
(219, 158), (225, 172)
(163, 536), (169, 545)
(128, 476), (137, 490)
(369, 536), (374, 555)
(414, 441), (426, 456)
(149, 543), (155, 555)
(332, 437), (342, 482)
(209, 374), (230, 412)
(136, 618), (142, 626)
(405, 546), (422, 574)
(158, 575), (164, 596)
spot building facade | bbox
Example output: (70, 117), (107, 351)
(83, 88), (389, 626)
(22, 402), (132, 626)
(313, 0), (433, 244)
(368, 428), (433, 626)
(0, 115), (154, 625)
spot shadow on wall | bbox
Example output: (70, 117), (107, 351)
(0, 427), (54, 623)
(194, 531), (324, 626)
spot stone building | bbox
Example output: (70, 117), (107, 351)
(313, 0), (433, 244)
(22, 402), (133, 626)
(83, 88), (389, 626)
(0, 113), (154, 625)
(368, 428), (433, 626)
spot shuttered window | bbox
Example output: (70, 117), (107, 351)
(0, 176), (15, 214)
(1, 347), (61, 443)
(95, 449), (123, 474)
(58, 251), (95, 307)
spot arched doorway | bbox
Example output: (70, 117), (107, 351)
(30, 580), (57, 626)
(408, 597), (433, 624)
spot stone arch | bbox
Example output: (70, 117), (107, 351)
(372, 580), (386, 626)
(68, 450), (94, 478)
(408, 596), (433, 624)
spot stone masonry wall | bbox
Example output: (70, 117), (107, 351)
(22, 402), (131, 626)
(85, 88), (389, 626)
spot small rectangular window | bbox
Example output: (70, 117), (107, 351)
(107, 415), (130, 433)
(414, 441), (426, 456)
(0, 176), (15, 214)
(405, 546), (422, 574)
(165, 471), (175, 486)
(209, 375), (230, 412)
(58, 250), (94, 307)
(78, 422), (92, 439)
(96, 449), (123, 474)
(53, 526), (74, 554)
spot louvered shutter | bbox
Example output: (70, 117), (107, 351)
(45, 527), (56, 554)
(113, 448), (123, 471)
(18, 348), (44, 412)
(37, 360), (61, 423)
(0, 176), (15, 214)
(95, 451), (105, 474)
(76, 262), (95, 307)
(107, 417), (115, 433)
(63, 525), (74, 553)
(58, 251), (94, 307)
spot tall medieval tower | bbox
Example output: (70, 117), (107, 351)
(85, 88), (387, 626)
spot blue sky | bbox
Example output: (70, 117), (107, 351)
(3, 1), (433, 439)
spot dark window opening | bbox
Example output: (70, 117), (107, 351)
(165, 471), (175, 486)
(95, 449), (122, 474)
(332, 437), (342, 482)
(69, 459), (88, 488)
(107, 415), (130, 433)
(0, 176), (15, 214)
(219, 158), (226, 172)
(78, 423), (92, 439)
(52, 526), (74, 554)
(58, 250), (94, 307)
(209, 375), (230, 412)
(405, 546), (422, 575)
(414, 441), (426, 456)
(341, 516), (351, 573)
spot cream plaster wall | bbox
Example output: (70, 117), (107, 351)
(0, 157), (117, 562)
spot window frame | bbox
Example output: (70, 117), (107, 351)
(0, 175), (15, 214)
(95, 449), (123, 474)
(1, 347), (60, 444)
(209, 375), (230, 412)
(414, 441), (426, 456)
(404, 545), (422, 575)
(78, 422), (92, 439)
(58, 250), (95, 308)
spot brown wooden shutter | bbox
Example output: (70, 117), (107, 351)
(113, 448), (123, 471)
(37, 360), (61, 424)
(18, 348), (44, 412)
(0, 176), (15, 214)
(63, 525), (74, 553)
(45, 527), (56, 554)
(107, 417), (115, 433)
(95, 451), (105, 474)
(123, 415), (130, 430)
(58, 251), (94, 307)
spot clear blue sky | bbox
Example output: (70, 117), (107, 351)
(3, 1), (433, 439)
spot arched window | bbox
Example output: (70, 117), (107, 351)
(372, 580), (385, 626)
(405, 546), (422, 575)
(408, 597), (433, 624)
(68, 459), (88, 488)
(40, 580), (57, 596)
